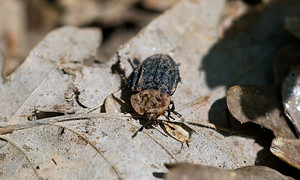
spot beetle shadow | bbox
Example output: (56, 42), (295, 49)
(110, 58), (135, 113)
(110, 57), (152, 124)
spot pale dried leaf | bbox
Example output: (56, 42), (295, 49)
(1, 0), (300, 179)
(104, 94), (123, 113)
(0, 112), (258, 179)
(160, 121), (192, 143)
(103, 93), (134, 114)
(0, 26), (104, 126)
(0, 1), (266, 179)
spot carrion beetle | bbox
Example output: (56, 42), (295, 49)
(127, 54), (182, 137)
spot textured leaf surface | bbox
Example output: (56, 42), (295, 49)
(165, 163), (294, 180)
(227, 85), (295, 138)
(271, 138), (300, 170)
(0, 0), (299, 179)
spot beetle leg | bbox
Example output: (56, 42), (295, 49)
(132, 126), (144, 138)
(165, 110), (175, 120)
(121, 73), (129, 87)
(169, 100), (182, 118)
(132, 119), (155, 138)
(127, 58), (135, 69)
(158, 120), (175, 130)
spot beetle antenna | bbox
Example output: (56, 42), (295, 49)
(167, 100), (183, 120)
(127, 58), (135, 69)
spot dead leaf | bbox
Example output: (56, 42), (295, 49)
(285, 16), (300, 39)
(59, 0), (140, 26)
(1, 0), (300, 179)
(270, 137), (300, 170)
(0, 0), (27, 75)
(160, 121), (192, 143)
(104, 94), (123, 113)
(0, 2), (266, 178)
(218, 0), (249, 38)
(227, 85), (295, 138)
(281, 65), (300, 135)
(165, 163), (294, 180)
(104, 93), (133, 114)
(0, 26), (104, 126)
(141, 0), (178, 11)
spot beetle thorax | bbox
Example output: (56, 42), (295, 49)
(130, 89), (171, 117)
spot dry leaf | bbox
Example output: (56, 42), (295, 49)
(1, 0), (300, 179)
(270, 137), (300, 170)
(141, 0), (178, 11)
(104, 93), (133, 114)
(60, 0), (140, 26)
(227, 85), (295, 138)
(0, 2), (264, 179)
(281, 65), (300, 134)
(104, 94), (123, 113)
(160, 121), (192, 143)
(285, 16), (300, 39)
(165, 163), (294, 180)
(218, 0), (249, 38)
(0, 0), (27, 75)
(273, 43), (300, 135)
(0, 26), (105, 126)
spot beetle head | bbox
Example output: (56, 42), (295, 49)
(131, 89), (171, 120)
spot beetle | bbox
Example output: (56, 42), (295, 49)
(128, 54), (182, 137)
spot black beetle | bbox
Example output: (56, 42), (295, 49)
(128, 54), (182, 137)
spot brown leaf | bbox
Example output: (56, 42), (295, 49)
(141, 0), (178, 11)
(270, 137), (300, 170)
(59, 0), (140, 26)
(0, 0), (27, 75)
(227, 85), (295, 138)
(165, 163), (294, 180)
